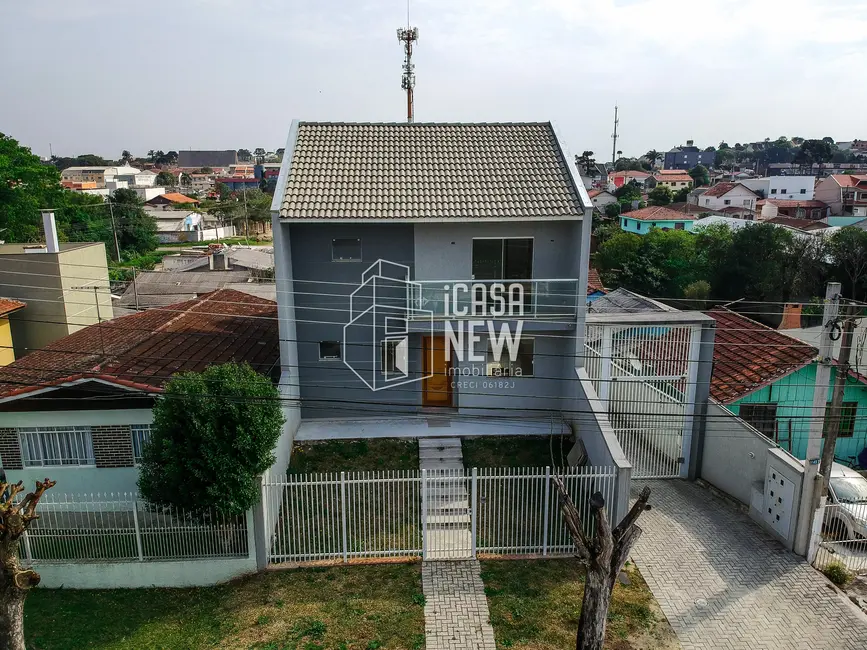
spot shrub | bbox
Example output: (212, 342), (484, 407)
(822, 561), (852, 586)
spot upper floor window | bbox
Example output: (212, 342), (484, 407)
(743, 200), (751, 206)
(800, 189), (807, 194)
(18, 426), (94, 467)
(131, 424), (151, 464)
(770, 189), (778, 194)
(486, 338), (534, 377)
(781, 188), (788, 194)
(472, 238), (532, 280)
(705, 199), (710, 206)
(724, 199), (731, 205)
(332, 238), (362, 262)
(319, 341), (341, 360)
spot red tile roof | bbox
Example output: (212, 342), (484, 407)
(0, 289), (278, 400)
(653, 174), (693, 183)
(612, 170), (651, 179)
(667, 202), (714, 215)
(703, 182), (742, 197)
(152, 192), (200, 204)
(587, 268), (605, 294)
(706, 308), (817, 404)
(657, 169), (689, 175)
(588, 189), (610, 198)
(831, 174), (867, 187)
(0, 298), (26, 318)
(756, 199), (828, 209)
(623, 206), (695, 222)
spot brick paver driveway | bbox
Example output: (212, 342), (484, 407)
(631, 480), (867, 650)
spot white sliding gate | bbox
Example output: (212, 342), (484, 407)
(264, 466), (617, 564)
(585, 321), (702, 478)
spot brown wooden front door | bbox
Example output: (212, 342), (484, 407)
(422, 335), (452, 406)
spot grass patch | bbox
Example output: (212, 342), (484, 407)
(480, 558), (677, 650)
(462, 435), (571, 468)
(290, 439), (420, 473)
(25, 563), (424, 650)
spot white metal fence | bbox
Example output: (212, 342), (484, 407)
(585, 322), (700, 478)
(21, 492), (250, 564)
(813, 502), (867, 574)
(264, 466), (617, 564)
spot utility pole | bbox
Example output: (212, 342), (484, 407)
(107, 200), (121, 261)
(242, 186), (250, 245)
(611, 105), (619, 167)
(794, 282), (839, 556)
(818, 304), (857, 496)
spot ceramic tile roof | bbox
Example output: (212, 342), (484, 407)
(587, 268), (605, 294)
(279, 122), (584, 220)
(152, 193), (199, 204)
(832, 174), (867, 187)
(706, 307), (817, 404)
(612, 170), (651, 179)
(0, 298), (26, 318)
(0, 289), (278, 400)
(623, 206), (695, 222)
(757, 199), (828, 209)
(703, 182), (739, 197)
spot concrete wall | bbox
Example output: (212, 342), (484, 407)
(413, 220), (581, 281)
(620, 217), (694, 234)
(57, 243), (113, 329)
(0, 317), (14, 366)
(701, 401), (777, 505)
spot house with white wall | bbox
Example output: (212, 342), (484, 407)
(698, 182), (760, 218)
(740, 176), (816, 201)
(0, 289), (279, 493)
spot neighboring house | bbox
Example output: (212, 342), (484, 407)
(756, 199), (829, 221)
(270, 120), (592, 423)
(588, 189), (617, 211)
(708, 307), (867, 462)
(619, 205), (696, 234)
(133, 170), (158, 187)
(0, 290), (278, 493)
(145, 192), (200, 208)
(663, 141), (715, 170)
(216, 177), (261, 192)
(667, 202), (719, 218)
(188, 173), (216, 194)
(60, 165), (142, 188)
(765, 216), (831, 233)
(740, 176), (816, 200)
(648, 172), (693, 193)
(115, 269), (274, 312)
(178, 150), (238, 168)
(0, 224), (112, 358)
(144, 206), (234, 243)
(609, 170), (651, 190)
(161, 246), (274, 273)
(699, 182), (759, 217)
(579, 163), (609, 190)
(814, 174), (867, 219)
(0, 299), (26, 366)
(688, 187), (707, 205)
(586, 268), (606, 303)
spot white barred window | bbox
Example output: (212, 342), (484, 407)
(131, 424), (152, 464)
(18, 427), (94, 467)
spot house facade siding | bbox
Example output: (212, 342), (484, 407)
(726, 363), (867, 462)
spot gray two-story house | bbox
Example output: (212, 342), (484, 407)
(269, 121), (593, 438)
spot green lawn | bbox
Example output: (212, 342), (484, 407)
(26, 564), (425, 650)
(462, 435), (571, 468)
(480, 558), (678, 650)
(289, 439), (420, 473)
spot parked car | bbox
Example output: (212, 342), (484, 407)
(825, 463), (867, 540)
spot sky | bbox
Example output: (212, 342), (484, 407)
(2, 0), (865, 162)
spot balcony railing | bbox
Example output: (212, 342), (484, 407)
(410, 279), (579, 319)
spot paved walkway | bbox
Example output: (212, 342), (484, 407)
(422, 561), (496, 650)
(420, 438), (472, 560)
(632, 480), (867, 650)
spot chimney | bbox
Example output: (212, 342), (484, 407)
(41, 211), (59, 253)
(779, 303), (802, 330)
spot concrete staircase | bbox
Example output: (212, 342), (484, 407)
(419, 438), (473, 559)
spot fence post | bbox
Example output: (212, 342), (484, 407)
(421, 469), (427, 561)
(131, 495), (144, 562)
(340, 472), (348, 564)
(542, 466), (551, 556)
(471, 468), (478, 558)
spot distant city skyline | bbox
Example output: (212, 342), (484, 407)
(2, 0), (865, 161)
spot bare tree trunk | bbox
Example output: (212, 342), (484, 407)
(0, 581), (26, 650)
(552, 479), (651, 650)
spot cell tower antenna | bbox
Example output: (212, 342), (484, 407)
(611, 105), (620, 166)
(396, 4), (418, 123)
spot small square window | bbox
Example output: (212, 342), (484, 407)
(744, 200), (751, 206)
(319, 341), (341, 360)
(800, 188), (807, 194)
(332, 238), (362, 262)
(781, 189), (787, 194)
(675, 222), (685, 230)
(823, 402), (857, 438)
(740, 403), (778, 439)
(771, 189), (778, 194)
(131, 424), (151, 464)
(724, 199), (731, 205)
(705, 199), (710, 205)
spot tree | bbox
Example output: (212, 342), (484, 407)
(644, 150), (660, 168)
(276, 148), (285, 158)
(237, 149), (252, 161)
(0, 477), (57, 649)
(683, 280), (710, 309)
(828, 227), (867, 300)
(120, 150), (133, 164)
(794, 139), (834, 170)
(672, 186), (691, 203)
(253, 147), (266, 157)
(0, 133), (66, 242)
(180, 172), (192, 186)
(613, 157), (644, 172)
(715, 148), (736, 170)
(199, 166), (213, 174)
(110, 189), (158, 256)
(792, 136), (805, 145)
(552, 478), (651, 650)
(575, 151), (596, 177)
(215, 181), (231, 201)
(155, 171), (176, 186)
(138, 362), (284, 516)
(165, 151), (178, 165)
(703, 146), (716, 152)
(603, 202), (621, 219)
(688, 164), (709, 187)
(647, 185), (673, 206)
(613, 180), (642, 202)
(822, 137), (835, 145)
(718, 142), (730, 150)
(213, 188), (272, 234)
